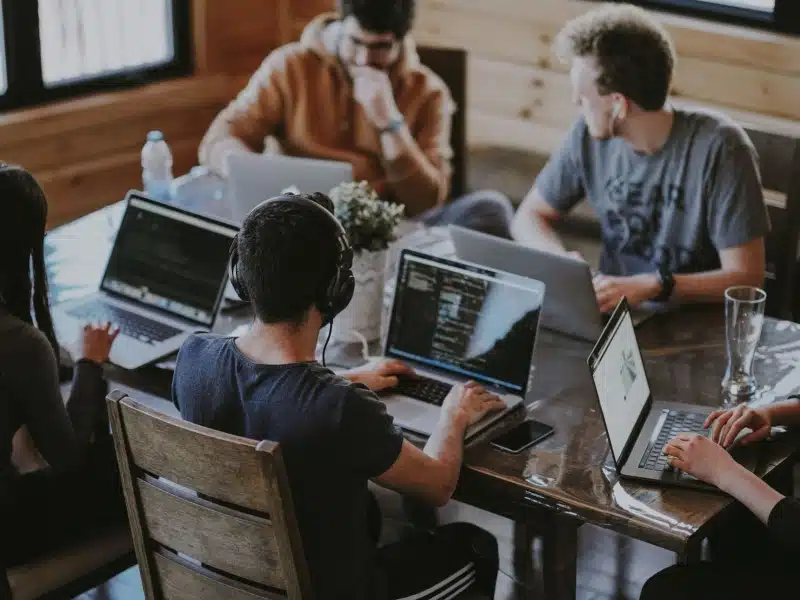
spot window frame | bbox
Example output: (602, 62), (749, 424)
(604, 0), (800, 35)
(0, 0), (192, 112)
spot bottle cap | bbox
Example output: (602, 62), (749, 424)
(147, 130), (164, 142)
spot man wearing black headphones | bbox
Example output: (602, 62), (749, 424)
(172, 192), (504, 600)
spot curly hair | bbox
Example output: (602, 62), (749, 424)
(554, 4), (676, 111)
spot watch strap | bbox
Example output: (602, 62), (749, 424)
(378, 115), (405, 134)
(655, 267), (675, 302)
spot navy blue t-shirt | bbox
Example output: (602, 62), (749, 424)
(172, 334), (405, 599)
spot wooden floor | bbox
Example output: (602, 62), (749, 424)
(74, 494), (675, 600)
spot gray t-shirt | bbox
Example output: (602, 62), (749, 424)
(535, 108), (770, 276)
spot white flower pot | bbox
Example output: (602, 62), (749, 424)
(330, 249), (388, 344)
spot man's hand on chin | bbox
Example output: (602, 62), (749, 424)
(593, 273), (662, 314)
(343, 359), (415, 392)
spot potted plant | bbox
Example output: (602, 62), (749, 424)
(328, 180), (404, 343)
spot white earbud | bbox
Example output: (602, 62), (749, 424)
(611, 101), (622, 121)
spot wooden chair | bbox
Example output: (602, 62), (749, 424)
(418, 46), (467, 201)
(744, 128), (800, 319)
(106, 390), (312, 600)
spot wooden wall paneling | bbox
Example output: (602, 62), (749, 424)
(414, 0), (800, 121)
(469, 57), (578, 131)
(192, 0), (285, 75)
(418, 0), (800, 76)
(0, 75), (232, 227)
(413, 0), (800, 166)
(289, 0), (335, 42)
(671, 56), (800, 121)
(40, 138), (202, 227)
(3, 107), (221, 174)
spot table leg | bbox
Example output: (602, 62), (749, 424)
(676, 535), (703, 566)
(541, 514), (579, 600)
(512, 520), (536, 592)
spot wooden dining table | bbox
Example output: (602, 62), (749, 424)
(46, 196), (800, 600)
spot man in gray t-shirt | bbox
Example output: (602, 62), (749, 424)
(511, 5), (768, 313)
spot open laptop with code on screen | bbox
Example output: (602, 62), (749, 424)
(371, 249), (545, 440)
(53, 191), (238, 370)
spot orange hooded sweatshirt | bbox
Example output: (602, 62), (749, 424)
(199, 14), (455, 216)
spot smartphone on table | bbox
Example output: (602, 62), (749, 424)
(490, 419), (554, 454)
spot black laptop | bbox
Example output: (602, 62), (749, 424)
(587, 298), (756, 490)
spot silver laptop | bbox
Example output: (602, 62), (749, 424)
(53, 192), (238, 370)
(376, 249), (545, 440)
(587, 298), (756, 490)
(226, 153), (353, 224)
(450, 225), (654, 342)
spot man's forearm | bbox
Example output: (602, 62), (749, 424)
(380, 126), (445, 216)
(423, 411), (469, 501)
(199, 135), (258, 178)
(510, 210), (566, 254)
(672, 268), (764, 303)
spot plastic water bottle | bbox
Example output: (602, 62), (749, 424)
(141, 130), (173, 202)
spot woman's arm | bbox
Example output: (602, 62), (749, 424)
(663, 433), (798, 551)
(12, 324), (112, 470)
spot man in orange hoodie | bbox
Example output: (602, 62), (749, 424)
(200, 0), (513, 238)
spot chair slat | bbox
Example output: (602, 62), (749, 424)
(118, 398), (272, 512)
(138, 478), (285, 589)
(107, 391), (313, 599)
(152, 551), (284, 600)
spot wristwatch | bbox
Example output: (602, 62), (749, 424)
(654, 265), (676, 302)
(378, 115), (405, 135)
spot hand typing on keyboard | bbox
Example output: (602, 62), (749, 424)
(662, 432), (744, 489)
(343, 359), (415, 392)
(705, 403), (772, 449)
(79, 322), (120, 365)
(442, 381), (507, 427)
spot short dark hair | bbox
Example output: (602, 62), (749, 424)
(338, 0), (415, 38)
(237, 194), (339, 326)
(555, 5), (676, 111)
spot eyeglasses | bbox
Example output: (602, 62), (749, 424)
(347, 35), (398, 56)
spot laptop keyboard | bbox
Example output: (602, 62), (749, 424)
(393, 375), (452, 406)
(639, 410), (707, 471)
(67, 301), (181, 345)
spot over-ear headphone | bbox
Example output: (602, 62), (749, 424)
(228, 193), (355, 327)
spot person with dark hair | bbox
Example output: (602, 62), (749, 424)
(0, 164), (125, 595)
(199, 0), (514, 238)
(173, 192), (503, 600)
(511, 4), (768, 312)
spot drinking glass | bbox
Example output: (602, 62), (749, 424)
(721, 286), (766, 405)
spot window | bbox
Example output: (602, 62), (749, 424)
(0, 0), (191, 111)
(611, 0), (800, 34)
(0, 2), (6, 95)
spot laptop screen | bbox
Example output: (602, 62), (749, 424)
(588, 302), (651, 462)
(100, 196), (238, 326)
(385, 251), (545, 394)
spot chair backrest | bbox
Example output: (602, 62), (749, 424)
(417, 46), (467, 201)
(744, 128), (800, 319)
(106, 390), (312, 600)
